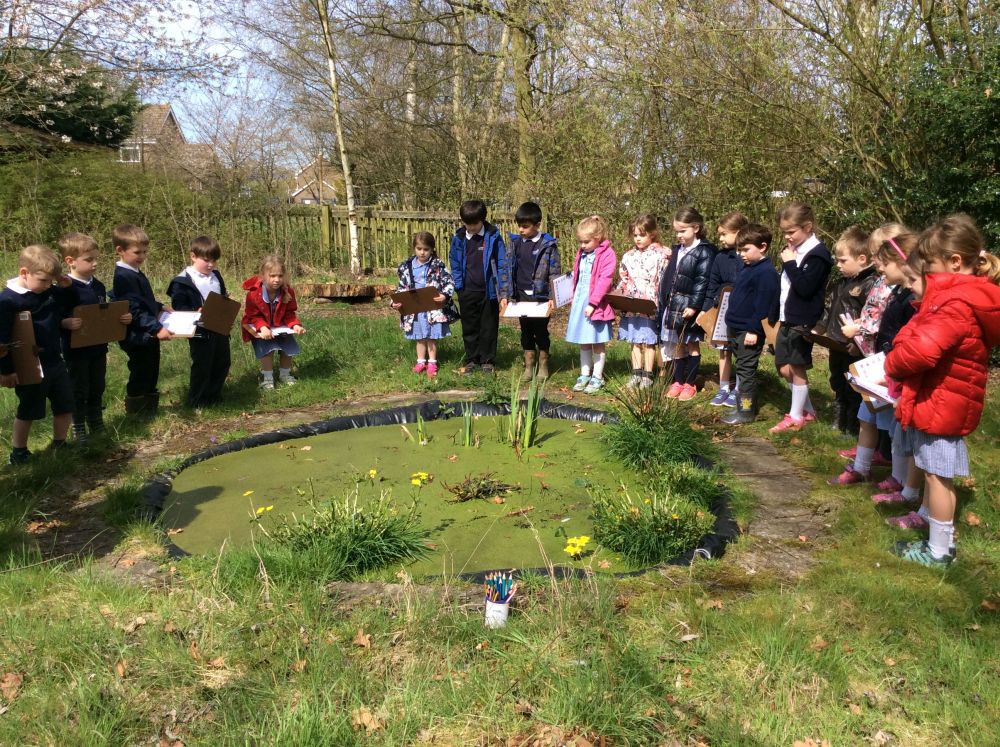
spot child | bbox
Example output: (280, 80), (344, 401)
(886, 215), (1000, 567)
(813, 226), (878, 434)
(657, 207), (717, 401)
(767, 202), (833, 432)
(241, 255), (305, 390)
(111, 224), (173, 416)
(616, 214), (669, 389)
(500, 201), (561, 381)
(706, 212), (748, 406)
(566, 215), (617, 394)
(0, 246), (76, 463)
(827, 230), (919, 490)
(166, 236), (232, 408)
(391, 232), (459, 378)
(58, 233), (131, 440)
(720, 224), (780, 425)
(449, 199), (507, 374)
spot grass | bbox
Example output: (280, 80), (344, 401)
(0, 275), (999, 743)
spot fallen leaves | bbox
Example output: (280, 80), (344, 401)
(114, 659), (128, 678)
(25, 518), (68, 534)
(597, 559), (611, 570)
(793, 740), (831, 747)
(166, 527), (184, 536)
(981, 599), (999, 612)
(505, 506), (535, 518)
(964, 511), (981, 527)
(697, 598), (724, 610)
(678, 634), (700, 643)
(351, 706), (382, 732)
(123, 616), (147, 634)
(808, 635), (830, 652)
(884, 657), (896, 667)
(291, 659), (307, 673)
(207, 657), (226, 669)
(0, 673), (23, 701)
(352, 629), (372, 648)
(489, 496), (506, 505)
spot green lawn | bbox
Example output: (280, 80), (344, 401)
(0, 299), (997, 745)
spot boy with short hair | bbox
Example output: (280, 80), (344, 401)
(167, 235), (232, 408)
(57, 232), (132, 441)
(0, 245), (77, 463)
(111, 224), (172, 416)
(721, 225), (780, 425)
(499, 201), (561, 381)
(813, 225), (878, 435)
(449, 199), (507, 374)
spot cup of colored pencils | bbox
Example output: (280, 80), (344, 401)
(484, 571), (517, 628)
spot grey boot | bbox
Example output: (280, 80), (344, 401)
(521, 350), (536, 382)
(721, 394), (757, 425)
(537, 350), (550, 380)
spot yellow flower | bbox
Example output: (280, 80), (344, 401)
(643, 498), (651, 504)
(255, 507), (265, 515)
(411, 478), (421, 486)
(265, 505), (274, 512)
(368, 469), (377, 479)
(243, 490), (254, 497)
(671, 513), (679, 520)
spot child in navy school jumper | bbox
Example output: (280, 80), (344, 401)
(112, 224), (173, 416)
(720, 224), (779, 425)
(57, 233), (132, 441)
(0, 245), (77, 464)
(767, 202), (833, 433)
(705, 212), (748, 407)
(813, 226), (878, 435)
(449, 199), (507, 374)
(166, 236), (233, 408)
(499, 201), (561, 382)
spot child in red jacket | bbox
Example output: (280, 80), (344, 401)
(242, 255), (306, 390)
(886, 215), (1000, 568)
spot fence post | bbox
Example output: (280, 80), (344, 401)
(320, 204), (332, 266)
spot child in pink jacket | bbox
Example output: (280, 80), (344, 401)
(566, 215), (617, 393)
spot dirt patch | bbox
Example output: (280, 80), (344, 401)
(719, 437), (832, 579)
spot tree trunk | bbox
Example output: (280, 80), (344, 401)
(451, 16), (469, 195)
(403, 49), (417, 207)
(314, 0), (361, 275)
(510, 19), (534, 204)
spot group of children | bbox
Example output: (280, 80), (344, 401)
(0, 226), (305, 463)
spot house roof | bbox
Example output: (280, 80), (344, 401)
(294, 157), (338, 178)
(131, 104), (187, 143)
(289, 179), (339, 198)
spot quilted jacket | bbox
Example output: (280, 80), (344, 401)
(241, 276), (302, 342)
(394, 256), (460, 334)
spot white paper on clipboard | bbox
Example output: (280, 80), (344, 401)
(158, 310), (200, 337)
(551, 273), (573, 309)
(711, 289), (731, 344)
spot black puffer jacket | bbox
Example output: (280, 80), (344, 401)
(656, 240), (717, 333)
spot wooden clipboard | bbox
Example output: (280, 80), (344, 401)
(199, 292), (241, 335)
(70, 300), (129, 348)
(606, 292), (656, 317)
(11, 311), (43, 385)
(762, 319), (779, 348)
(804, 328), (851, 355)
(392, 287), (443, 315)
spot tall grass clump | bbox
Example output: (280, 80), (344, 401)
(266, 488), (429, 577)
(590, 486), (714, 565)
(504, 369), (545, 449)
(645, 461), (722, 510)
(603, 378), (714, 469)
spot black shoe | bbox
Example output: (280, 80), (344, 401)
(459, 362), (479, 375)
(721, 397), (757, 425)
(480, 363), (495, 374)
(8, 448), (32, 465)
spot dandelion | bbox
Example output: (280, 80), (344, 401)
(243, 490), (254, 497)
(368, 469), (378, 479)
(255, 507), (265, 516)
(563, 535), (591, 558)
(265, 505), (274, 512)
(671, 513), (679, 520)
(410, 478), (421, 487)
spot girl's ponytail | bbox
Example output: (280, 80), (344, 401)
(976, 251), (1000, 285)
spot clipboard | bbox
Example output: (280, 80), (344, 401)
(503, 301), (551, 318)
(391, 287), (443, 316)
(12, 311), (43, 385)
(762, 319), (779, 348)
(804, 328), (851, 355)
(551, 273), (573, 309)
(198, 292), (241, 335)
(847, 353), (895, 411)
(606, 292), (657, 317)
(158, 310), (200, 337)
(70, 300), (129, 348)
(695, 286), (732, 345)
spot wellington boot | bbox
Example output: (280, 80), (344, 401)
(124, 395), (148, 415)
(144, 391), (160, 416)
(537, 351), (550, 380)
(521, 350), (536, 382)
(721, 395), (757, 425)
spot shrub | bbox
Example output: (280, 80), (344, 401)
(591, 486), (714, 565)
(267, 488), (428, 577)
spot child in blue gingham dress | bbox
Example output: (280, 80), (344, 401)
(391, 232), (459, 378)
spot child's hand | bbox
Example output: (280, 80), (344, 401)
(0, 373), (18, 388)
(120, 312), (132, 325)
(156, 327), (173, 340)
(499, 298), (508, 314)
(258, 326), (273, 340)
(163, 305), (173, 313)
(584, 304), (594, 318)
(682, 307), (697, 319)
(433, 293), (444, 304)
(547, 299), (555, 312)
(61, 317), (82, 331)
(780, 246), (796, 263)
(292, 325), (305, 335)
(745, 332), (758, 346)
(841, 323), (860, 338)
(390, 301), (402, 310)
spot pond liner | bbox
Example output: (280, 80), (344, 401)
(142, 400), (740, 572)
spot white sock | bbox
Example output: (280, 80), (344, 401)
(580, 348), (593, 377)
(262, 370), (274, 382)
(853, 446), (874, 476)
(927, 517), (953, 559)
(416, 358), (427, 364)
(279, 367), (291, 378)
(804, 394), (816, 415)
(720, 381), (730, 393)
(903, 485), (921, 500)
(917, 503), (930, 519)
(892, 452), (908, 485)
(593, 351), (606, 379)
(790, 384), (809, 420)
(428, 359), (436, 364)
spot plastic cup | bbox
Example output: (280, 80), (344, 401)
(484, 599), (510, 628)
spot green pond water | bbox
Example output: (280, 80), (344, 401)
(162, 416), (644, 575)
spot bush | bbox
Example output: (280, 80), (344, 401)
(591, 486), (714, 565)
(267, 488), (429, 577)
(644, 461), (722, 510)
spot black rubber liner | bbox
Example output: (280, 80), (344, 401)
(143, 400), (740, 574)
